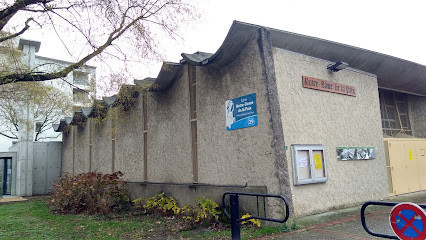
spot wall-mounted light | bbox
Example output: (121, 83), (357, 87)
(327, 61), (349, 72)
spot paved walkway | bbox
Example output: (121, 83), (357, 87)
(0, 195), (27, 203)
(258, 191), (426, 239)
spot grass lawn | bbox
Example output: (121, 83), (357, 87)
(0, 197), (295, 240)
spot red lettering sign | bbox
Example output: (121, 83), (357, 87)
(302, 76), (356, 97)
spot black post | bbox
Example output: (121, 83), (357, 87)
(230, 194), (240, 240)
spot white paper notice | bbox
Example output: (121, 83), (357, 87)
(298, 155), (308, 168)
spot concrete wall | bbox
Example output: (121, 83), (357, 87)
(5, 141), (60, 196)
(146, 70), (192, 183)
(196, 39), (282, 190)
(9, 140), (33, 196)
(74, 121), (90, 174)
(115, 97), (145, 182)
(273, 48), (389, 216)
(60, 33), (287, 217)
(409, 95), (426, 138)
(61, 128), (73, 175)
(127, 183), (267, 214)
(92, 113), (113, 174)
(32, 142), (62, 194)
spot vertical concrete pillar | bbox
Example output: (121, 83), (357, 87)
(143, 92), (148, 181)
(13, 40), (39, 196)
(15, 102), (35, 196)
(21, 44), (36, 69)
(188, 65), (198, 183)
(111, 114), (116, 173)
(257, 28), (294, 215)
(89, 119), (93, 172)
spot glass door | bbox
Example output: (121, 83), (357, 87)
(1, 158), (12, 195)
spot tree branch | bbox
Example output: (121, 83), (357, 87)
(0, 0), (192, 86)
(0, 131), (18, 139)
(0, 0), (53, 30)
(0, 17), (35, 43)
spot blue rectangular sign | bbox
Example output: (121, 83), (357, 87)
(225, 93), (257, 131)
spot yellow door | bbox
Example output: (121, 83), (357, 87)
(416, 141), (426, 190)
(387, 140), (408, 195)
(385, 138), (426, 195)
(405, 141), (420, 193)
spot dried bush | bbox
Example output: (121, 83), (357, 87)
(48, 171), (130, 215)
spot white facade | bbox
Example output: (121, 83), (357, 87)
(0, 38), (96, 152)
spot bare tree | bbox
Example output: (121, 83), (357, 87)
(0, 0), (195, 85)
(0, 81), (73, 140)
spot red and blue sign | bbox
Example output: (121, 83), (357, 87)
(390, 202), (426, 240)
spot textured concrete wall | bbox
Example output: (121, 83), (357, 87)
(409, 95), (426, 138)
(92, 114), (113, 174)
(61, 129), (73, 175)
(196, 36), (286, 218)
(273, 48), (389, 216)
(74, 121), (90, 174)
(197, 40), (278, 186)
(127, 183), (267, 214)
(146, 69), (192, 183)
(33, 142), (62, 194)
(59, 32), (287, 217)
(115, 95), (145, 182)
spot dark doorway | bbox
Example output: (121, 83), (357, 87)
(1, 158), (12, 195)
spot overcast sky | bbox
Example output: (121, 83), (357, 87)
(26, 0), (426, 82)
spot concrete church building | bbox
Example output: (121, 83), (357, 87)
(56, 21), (426, 217)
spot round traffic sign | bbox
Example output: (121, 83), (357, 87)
(390, 202), (426, 240)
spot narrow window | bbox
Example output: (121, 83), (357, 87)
(379, 89), (412, 137)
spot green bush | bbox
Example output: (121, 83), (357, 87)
(133, 194), (222, 226)
(182, 196), (221, 225)
(137, 193), (181, 216)
(48, 171), (130, 215)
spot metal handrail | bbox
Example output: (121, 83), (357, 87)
(360, 201), (426, 239)
(222, 192), (290, 223)
(222, 192), (290, 240)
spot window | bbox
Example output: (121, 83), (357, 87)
(291, 145), (327, 185)
(73, 88), (89, 105)
(35, 122), (42, 133)
(73, 71), (89, 85)
(379, 89), (412, 137)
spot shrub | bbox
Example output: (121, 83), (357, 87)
(133, 194), (222, 226)
(241, 213), (261, 228)
(48, 171), (130, 215)
(139, 193), (181, 216)
(181, 196), (222, 226)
